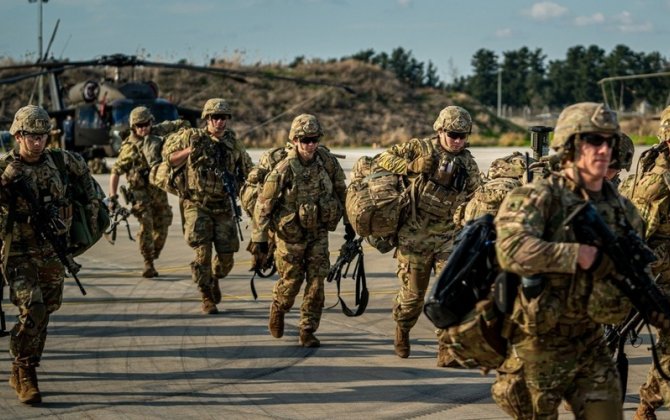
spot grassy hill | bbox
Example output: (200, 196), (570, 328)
(0, 58), (529, 148)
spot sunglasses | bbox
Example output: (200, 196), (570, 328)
(134, 121), (151, 129)
(446, 131), (468, 140)
(209, 114), (230, 122)
(580, 133), (616, 148)
(299, 137), (320, 144)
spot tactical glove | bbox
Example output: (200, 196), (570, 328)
(406, 156), (433, 174)
(1, 161), (23, 187)
(344, 223), (356, 241)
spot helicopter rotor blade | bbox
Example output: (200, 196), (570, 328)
(42, 19), (60, 62)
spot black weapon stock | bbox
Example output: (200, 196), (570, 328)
(10, 177), (86, 295)
(326, 237), (368, 317)
(528, 126), (553, 161)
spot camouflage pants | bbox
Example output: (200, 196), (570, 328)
(512, 328), (622, 420)
(394, 226), (451, 331)
(273, 232), (329, 332)
(639, 241), (670, 408)
(131, 188), (173, 262)
(491, 356), (533, 420)
(7, 254), (64, 363)
(183, 200), (238, 291)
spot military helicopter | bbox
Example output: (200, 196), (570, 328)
(0, 53), (355, 158)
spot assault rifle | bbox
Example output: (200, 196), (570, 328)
(603, 309), (645, 398)
(217, 168), (244, 241)
(9, 176), (86, 296)
(327, 236), (368, 317)
(570, 201), (670, 381)
(104, 186), (135, 245)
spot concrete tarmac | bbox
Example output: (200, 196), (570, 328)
(0, 147), (666, 419)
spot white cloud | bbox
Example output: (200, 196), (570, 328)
(397, 0), (412, 7)
(612, 11), (653, 33)
(573, 13), (605, 26)
(495, 28), (513, 38)
(523, 1), (568, 21)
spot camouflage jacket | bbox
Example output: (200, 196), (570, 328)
(625, 144), (670, 240)
(112, 132), (163, 190)
(377, 136), (480, 234)
(252, 147), (346, 243)
(0, 149), (97, 255)
(495, 172), (642, 333)
(162, 127), (253, 206)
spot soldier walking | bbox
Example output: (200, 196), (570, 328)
(376, 106), (481, 358)
(108, 106), (175, 278)
(251, 114), (350, 347)
(0, 105), (100, 404)
(163, 98), (252, 315)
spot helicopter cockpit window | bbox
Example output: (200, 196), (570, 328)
(77, 104), (105, 129)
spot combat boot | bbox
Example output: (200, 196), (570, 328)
(142, 260), (158, 278)
(16, 363), (41, 404)
(436, 344), (460, 368)
(299, 329), (320, 348)
(269, 302), (284, 338)
(200, 288), (219, 315)
(633, 402), (657, 420)
(394, 325), (410, 358)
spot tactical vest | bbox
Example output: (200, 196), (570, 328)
(415, 140), (470, 219)
(272, 153), (342, 242)
(241, 144), (340, 218)
(119, 136), (152, 189)
(186, 131), (237, 202)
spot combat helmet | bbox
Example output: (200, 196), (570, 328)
(433, 106), (472, 133)
(129, 106), (154, 127)
(659, 105), (670, 142)
(487, 151), (530, 180)
(610, 133), (634, 171)
(551, 102), (619, 158)
(201, 98), (232, 119)
(289, 114), (323, 141)
(9, 105), (51, 135)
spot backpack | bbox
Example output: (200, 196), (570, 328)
(345, 154), (409, 241)
(51, 149), (110, 257)
(423, 214), (507, 372)
(149, 128), (188, 196)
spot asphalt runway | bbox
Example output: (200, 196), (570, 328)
(0, 146), (666, 419)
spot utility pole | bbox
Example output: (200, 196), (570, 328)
(497, 67), (502, 118)
(29, 0), (48, 106)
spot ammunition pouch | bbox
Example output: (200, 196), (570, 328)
(275, 212), (304, 243)
(417, 179), (461, 218)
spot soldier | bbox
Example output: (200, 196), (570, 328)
(607, 132), (634, 188)
(493, 102), (646, 419)
(163, 98), (252, 315)
(631, 105), (670, 420)
(376, 105), (481, 358)
(108, 106), (174, 278)
(0, 105), (100, 404)
(251, 114), (350, 347)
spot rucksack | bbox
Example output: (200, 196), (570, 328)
(149, 128), (188, 196)
(423, 214), (507, 372)
(51, 149), (110, 257)
(345, 154), (409, 240)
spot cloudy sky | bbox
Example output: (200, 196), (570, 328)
(1, 0), (668, 83)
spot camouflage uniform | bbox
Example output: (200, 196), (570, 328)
(1, 105), (99, 404)
(494, 102), (637, 419)
(630, 106), (670, 418)
(253, 114), (347, 347)
(162, 98), (253, 314)
(376, 106), (480, 358)
(111, 128), (172, 277)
